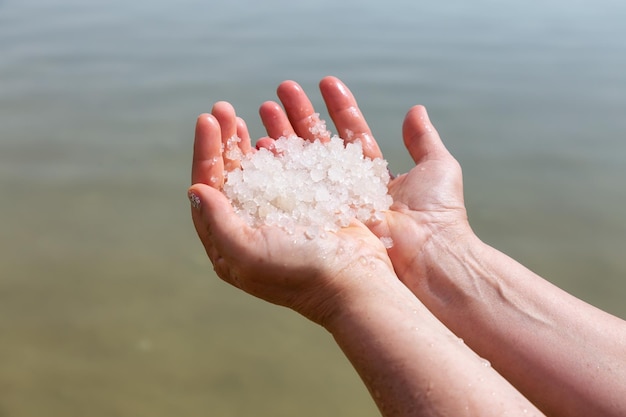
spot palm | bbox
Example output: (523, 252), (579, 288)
(216, 209), (390, 306)
(191, 184), (392, 324)
(191, 76), (468, 311)
(253, 76), (468, 286)
(380, 154), (467, 283)
(189, 89), (394, 324)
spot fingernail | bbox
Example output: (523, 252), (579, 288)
(188, 191), (201, 210)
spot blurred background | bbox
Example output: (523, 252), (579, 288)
(1, 0), (625, 415)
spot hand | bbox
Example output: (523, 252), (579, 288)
(256, 76), (382, 158)
(189, 101), (395, 326)
(370, 105), (470, 285)
(258, 76), (470, 288)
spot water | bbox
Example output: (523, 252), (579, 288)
(1, 0), (626, 416)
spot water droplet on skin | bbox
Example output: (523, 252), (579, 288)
(480, 358), (491, 367)
(359, 256), (368, 266)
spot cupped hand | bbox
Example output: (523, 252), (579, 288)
(189, 102), (395, 326)
(372, 105), (469, 283)
(258, 76), (471, 287)
(256, 76), (382, 158)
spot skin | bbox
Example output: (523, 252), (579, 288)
(188, 82), (543, 416)
(252, 76), (626, 416)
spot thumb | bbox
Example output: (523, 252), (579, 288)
(402, 105), (449, 164)
(188, 184), (250, 257)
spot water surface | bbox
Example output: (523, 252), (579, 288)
(1, 0), (626, 416)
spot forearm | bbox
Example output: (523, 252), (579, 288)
(415, 232), (626, 416)
(325, 271), (543, 417)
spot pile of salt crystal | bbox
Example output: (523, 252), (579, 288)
(222, 127), (393, 246)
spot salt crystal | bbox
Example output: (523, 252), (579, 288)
(224, 135), (242, 160)
(222, 132), (392, 233)
(380, 237), (394, 249)
(315, 187), (330, 202)
(308, 114), (330, 137)
(304, 226), (319, 240)
(310, 168), (325, 182)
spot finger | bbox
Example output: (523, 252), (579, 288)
(236, 117), (253, 155)
(188, 184), (252, 286)
(192, 113), (224, 187)
(189, 187), (214, 266)
(212, 101), (243, 170)
(402, 105), (449, 164)
(259, 101), (296, 139)
(188, 184), (250, 258)
(319, 76), (383, 160)
(255, 136), (281, 155)
(255, 136), (273, 150)
(277, 80), (331, 142)
(211, 101), (237, 141)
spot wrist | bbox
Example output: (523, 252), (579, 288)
(417, 223), (487, 307)
(293, 250), (399, 328)
(318, 266), (404, 333)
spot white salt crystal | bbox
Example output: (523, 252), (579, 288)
(327, 166), (342, 182)
(224, 135), (243, 161)
(380, 237), (394, 249)
(272, 195), (296, 211)
(304, 226), (319, 240)
(308, 114), (330, 137)
(310, 167), (325, 182)
(222, 133), (392, 233)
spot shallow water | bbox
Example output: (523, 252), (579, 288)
(1, 0), (626, 416)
